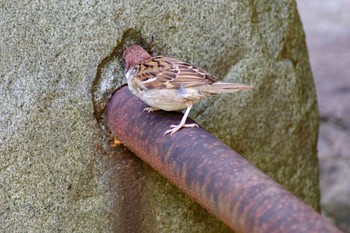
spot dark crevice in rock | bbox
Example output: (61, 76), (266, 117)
(92, 28), (154, 128)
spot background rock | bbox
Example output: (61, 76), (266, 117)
(297, 1), (350, 232)
(1, 1), (320, 232)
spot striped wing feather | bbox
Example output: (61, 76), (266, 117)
(135, 56), (215, 90)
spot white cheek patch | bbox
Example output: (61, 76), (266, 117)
(126, 67), (138, 81)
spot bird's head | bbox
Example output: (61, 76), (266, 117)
(123, 45), (152, 72)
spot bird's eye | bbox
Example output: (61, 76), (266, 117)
(131, 67), (138, 75)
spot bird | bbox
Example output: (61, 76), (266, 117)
(123, 45), (253, 135)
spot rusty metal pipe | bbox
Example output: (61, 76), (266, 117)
(106, 85), (341, 233)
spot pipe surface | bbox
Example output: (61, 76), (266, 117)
(106, 85), (341, 233)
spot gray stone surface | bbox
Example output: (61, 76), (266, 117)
(1, 1), (320, 232)
(297, 1), (350, 232)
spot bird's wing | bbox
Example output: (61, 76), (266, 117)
(134, 56), (215, 90)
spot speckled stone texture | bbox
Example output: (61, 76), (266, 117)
(1, 1), (319, 232)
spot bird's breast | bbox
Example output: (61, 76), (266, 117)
(138, 88), (204, 111)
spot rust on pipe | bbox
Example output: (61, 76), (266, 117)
(106, 85), (342, 233)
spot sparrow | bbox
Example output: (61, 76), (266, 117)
(123, 45), (253, 135)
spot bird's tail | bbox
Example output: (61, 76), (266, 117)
(203, 82), (253, 94)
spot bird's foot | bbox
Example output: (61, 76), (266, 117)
(164, 123), (199, 135)
(143, 107), (159, 113)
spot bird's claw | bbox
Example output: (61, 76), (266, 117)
(164, 127), (180, 136)
(165, 123), (199, 135)
(143, 107), (158, 113)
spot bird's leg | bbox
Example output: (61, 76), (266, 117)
(164, 101), (199, 135)
(143, 106), (159, 113)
